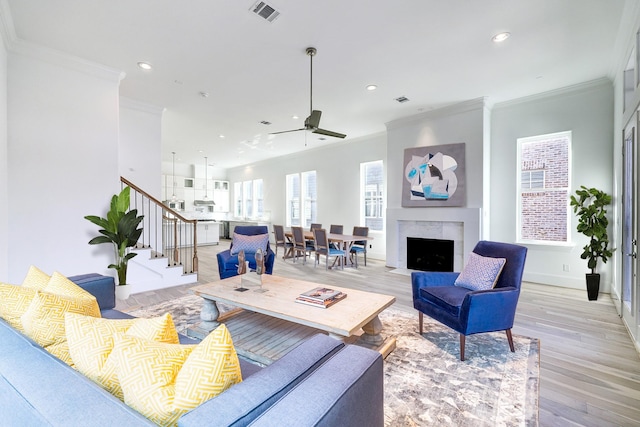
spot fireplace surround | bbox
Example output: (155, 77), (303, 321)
(387, 207), (482, 272)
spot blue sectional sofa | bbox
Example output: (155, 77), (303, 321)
(0, 274), (384, 426)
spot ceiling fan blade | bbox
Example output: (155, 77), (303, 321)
(270, 127), (308, 135)
(313, 128), (346, 139)
(306, 110), (322, 129)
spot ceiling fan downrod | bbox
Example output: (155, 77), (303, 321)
(306, 47), (316, 115)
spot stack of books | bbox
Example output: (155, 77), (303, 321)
(295, 286), (347, 309)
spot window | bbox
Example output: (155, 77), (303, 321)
(243, 181), (253, 218)
(233, 179), (263, 219)
(254, 179), (264, 218)
(517, 131), (571, 244)
(233, 182), (242, 218)
(286, 171), (316, 227)
(361, 160), (384, 231)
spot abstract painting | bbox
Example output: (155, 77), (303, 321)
(401, 143), (466, 207)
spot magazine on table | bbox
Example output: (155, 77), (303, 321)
(295, 292), (347, 308)
(299, 286), (343, 302)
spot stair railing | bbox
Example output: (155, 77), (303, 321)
(120, 177), (198, 275)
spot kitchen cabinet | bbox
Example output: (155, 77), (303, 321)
(213, 180), (230, 212)
(197, 221), (220, 245)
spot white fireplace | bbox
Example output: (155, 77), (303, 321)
(386, 207), (482, 272)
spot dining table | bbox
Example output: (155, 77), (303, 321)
(282, 229), (373, 268)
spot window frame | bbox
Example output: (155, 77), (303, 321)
(360, 160), (384, 231)
(286, 171), (316, 227)
(516, 131), (572, 245)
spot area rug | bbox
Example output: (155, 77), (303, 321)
(127, 295), (539, 427)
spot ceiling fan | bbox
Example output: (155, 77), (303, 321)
(271, 47), (346, 139)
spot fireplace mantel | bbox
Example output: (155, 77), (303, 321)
(386, 207), (482, 270)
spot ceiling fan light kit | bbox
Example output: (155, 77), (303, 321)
(271, 47), (346, 140)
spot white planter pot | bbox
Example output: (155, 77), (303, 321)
(115, 285), (132, 300)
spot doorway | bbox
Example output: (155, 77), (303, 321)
(621, 119), (638, 341)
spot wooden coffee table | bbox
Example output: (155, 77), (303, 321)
(188, 274), (396, 365)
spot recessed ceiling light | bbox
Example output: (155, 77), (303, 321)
(292, 115), (299, 120)
(219, 134), (225, 139)
(137, 61), (153, 70)
(199, 91), (209, 98)
(492, 32), (511, 43)
(366, 85), (378, 91)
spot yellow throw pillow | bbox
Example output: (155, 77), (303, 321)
(45, 271), (101, 316)
(21, 290), (101, 349)
(21, 265), (51, 290)
(65, 312), (180, 400)
(46, 341), (74, 366)
(0, 283), (36, 332)
(114, 325), (242, 427)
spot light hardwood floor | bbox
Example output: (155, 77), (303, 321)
(116, 241), (640, 426)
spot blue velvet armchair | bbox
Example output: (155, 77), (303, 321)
(217, 225), (275, 280)
(411, 240), (527, 360)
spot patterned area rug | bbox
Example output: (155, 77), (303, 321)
(127, 295), (539, 427)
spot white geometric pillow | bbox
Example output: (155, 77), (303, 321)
(454, 252), (506, 291)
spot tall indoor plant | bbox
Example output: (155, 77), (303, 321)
(85, 186), (144, 299)
(569, 185), (612, 300)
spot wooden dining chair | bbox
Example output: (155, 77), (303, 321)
(329, 224), (343, 234)
(329, 224), (343, 249)
(313, 228), (345, 270)
(291, 226), (313, 264)
(350, 226), (369, 267)
(273, 224), (292, 259)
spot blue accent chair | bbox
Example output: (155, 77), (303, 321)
(217, 225), (275, 280)
(411, 240), (527, 360)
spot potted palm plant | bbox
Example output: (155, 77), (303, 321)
(85, 186), (144, 300)
(569, 185), (613, 300)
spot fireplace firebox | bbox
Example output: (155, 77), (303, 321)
(406, 237), (454, 272)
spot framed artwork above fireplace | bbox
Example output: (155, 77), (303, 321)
(402, 143), (466, 207)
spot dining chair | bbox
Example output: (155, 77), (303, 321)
(329, 224), (343, 234)
(329, 224), (343, 249)
(350, 226), (369, 267)
(313, 228), (345, 270)
(273, 224), (292, 259)
(291, 226), (313, 264)
(310, 223), (322, 231)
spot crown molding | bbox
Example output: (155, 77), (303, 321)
(385, 98), (487, 130)
(0, 0), (124, 83)
(120, 96), (165, 116)
(491, 78), (612, 110)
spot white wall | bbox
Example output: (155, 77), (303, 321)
(0, 29), (8, 280)
(5, 44), (123, 283)
(385, 98), (486, 267)
(490, 79), (614, 291)
(225, 133), (388, 260)
(119, 97), (163, 199)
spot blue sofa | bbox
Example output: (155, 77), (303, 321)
(217, 225), (275, 279)
(0, 274), (383, 426)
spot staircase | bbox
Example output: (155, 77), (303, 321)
(121, 177), (199, 293)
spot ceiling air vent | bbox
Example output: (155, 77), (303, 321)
(250, 2), (281, 23)
(395, 96), (410, 103)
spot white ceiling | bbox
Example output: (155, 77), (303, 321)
(4, 0), (629, 169)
